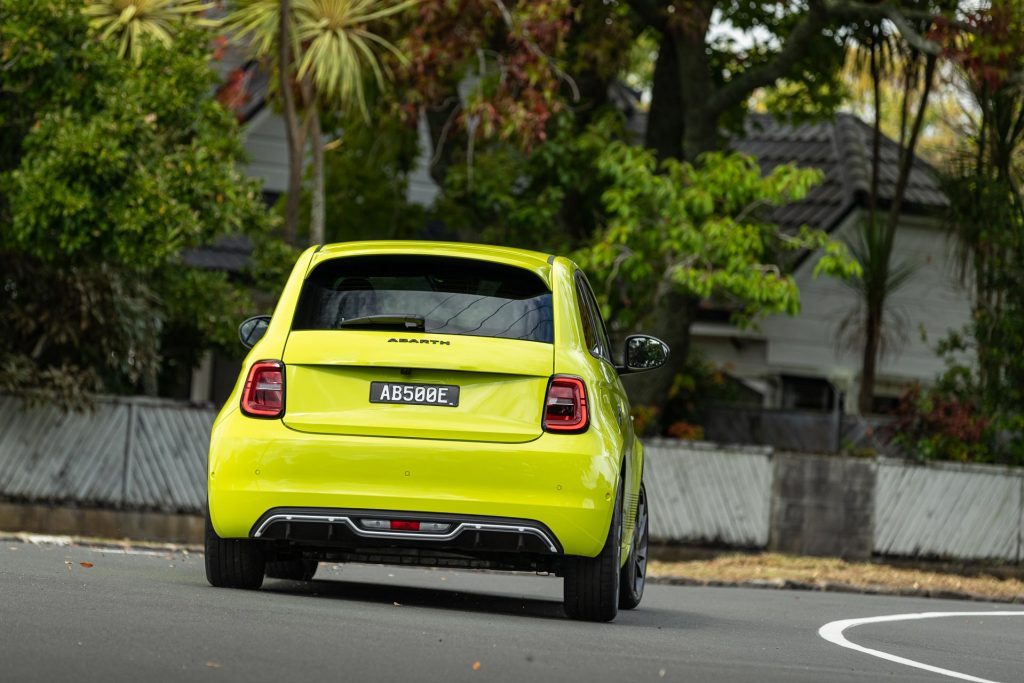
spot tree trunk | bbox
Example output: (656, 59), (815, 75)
(673, 9), (717, 162)
(309, 105), (325, 245)
(858, 53), (936, 414)
(278, 0), (302, 246)
(645, 32), (685, 161)
(284, 144), (303, 246)
(858, 309), (882, 414)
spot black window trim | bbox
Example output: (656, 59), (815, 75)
(573, 270), (614, 367)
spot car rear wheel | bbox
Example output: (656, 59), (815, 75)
(619, 482), (648, 609)
(204, 514), (266, 590)
(563, 481), (622, 623)
(265, 559), (319, 581)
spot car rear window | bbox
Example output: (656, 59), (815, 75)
(292, 254), (554, 343)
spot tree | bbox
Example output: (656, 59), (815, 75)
(611, 0), (961, 411)
(225, 0), (414, 245)
(942, 0), (1024, 427)
(0, 0), (274, 404)
(431, 112), (622, 249)
(392, 0), (582, 183)
(576, 142), (859, 422)
(843, 10), (942, 414)
(302, 112), (425, 243)
(82, 0), (217, 64)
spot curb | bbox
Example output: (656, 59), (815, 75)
(0, 531), (202, 554)
(648, 575), (1024, 604)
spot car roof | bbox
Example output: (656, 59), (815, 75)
(311, 241), (557, 282)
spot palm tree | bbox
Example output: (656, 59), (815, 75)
(225, 0), (414, 246)
(83, 0), (217, 64)
(839, 216), (919, 412)
(843, 10), (939, 414)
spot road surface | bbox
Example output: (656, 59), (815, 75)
(0, 539), (1020, 682)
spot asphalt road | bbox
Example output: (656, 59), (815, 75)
(1, 540), (1021, 683)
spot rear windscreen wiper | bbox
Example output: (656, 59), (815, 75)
(336, 314), (426, 331)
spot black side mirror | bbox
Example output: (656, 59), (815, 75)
(238, 315), (272, 349)
(619, 334), (670, 374)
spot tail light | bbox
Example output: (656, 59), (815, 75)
(544, 376), (588, 432)
(241, 360), (285, 418)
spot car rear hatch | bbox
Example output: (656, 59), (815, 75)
(280, 254), (554, 443)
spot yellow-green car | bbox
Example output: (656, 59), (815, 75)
(205, 241), (668, 622)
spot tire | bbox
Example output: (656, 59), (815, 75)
(563, 481), (623, 623)
(619, 482), (648, 609)
(265, 559), (319, 581)
(204, 514), (266, 590)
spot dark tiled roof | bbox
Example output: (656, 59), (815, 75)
(181, 234), (254, 272)
(732, 113), (949, 233)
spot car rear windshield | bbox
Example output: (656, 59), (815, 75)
(292, 254), (554, 343)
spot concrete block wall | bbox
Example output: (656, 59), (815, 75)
(768, 453), (875, 560)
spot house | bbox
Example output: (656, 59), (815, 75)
(699, 114), (970, 416)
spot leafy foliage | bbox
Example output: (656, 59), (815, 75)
(431, 113), (622, 250)
(892, 377), (996, 464)
(394, 0), (575, 146)
(893, 0), (1024, 460)
(0, 0), (275, 405)
(3, 27), (268, 268)
(225, 0), (414, 118)
(0, 254), (161, 407)
(576, 142), (860, 330)
(293, 113), (425, 242)
(82, 0), (218, 64)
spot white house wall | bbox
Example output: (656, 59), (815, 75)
(242, 109), (290, 196)
(692, 210), (974, 407)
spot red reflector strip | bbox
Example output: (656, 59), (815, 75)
(389, 520), (420, 531)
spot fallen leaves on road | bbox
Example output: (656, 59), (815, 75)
(79, 562), (94, 568)
(471, 661), (481, 671)
(648, 553), (1024, 602)
(206, 661), (221, 669)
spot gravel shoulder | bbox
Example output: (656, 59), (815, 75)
(648, 551), (1024, 603)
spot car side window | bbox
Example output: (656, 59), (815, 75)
(576, 278), (599, 355)
(575, 274), (612, 363)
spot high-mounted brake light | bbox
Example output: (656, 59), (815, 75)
(544, 376), (588, 432)
(240, 360), (285, 418)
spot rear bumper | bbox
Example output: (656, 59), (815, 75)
(251, 507), (561, 555)
(207, 410), (619, 558)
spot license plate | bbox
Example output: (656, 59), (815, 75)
(369, 381), (460, 407)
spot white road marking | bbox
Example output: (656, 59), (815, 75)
(819, 611), (1024, 683)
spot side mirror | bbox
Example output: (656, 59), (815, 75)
(238, 315), (272, 349)
(620, 334), (670, 374)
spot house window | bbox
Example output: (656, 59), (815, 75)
(872, 395), (901, 414)
(780, 375), (836, 412)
